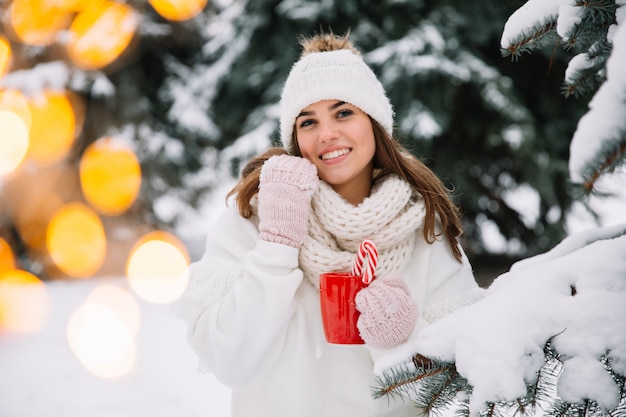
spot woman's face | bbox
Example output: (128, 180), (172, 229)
(295, 100), (375, 204)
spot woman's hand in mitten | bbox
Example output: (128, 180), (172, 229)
(355, 274), (418, 349)
(258, 155), (319, 248)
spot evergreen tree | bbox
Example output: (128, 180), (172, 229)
(374, 0), (626, 414)
(169, 0), (588, 270)
(0, 0), (588, 279)
(125, 0), (589, 271)
(500, 0), (626, 192)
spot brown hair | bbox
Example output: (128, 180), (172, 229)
(227, 31), (464, 261)
(226, 119), (464, 262)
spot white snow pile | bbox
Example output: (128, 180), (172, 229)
(379, 223), (626, 415)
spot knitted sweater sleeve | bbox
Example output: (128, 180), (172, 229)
(419, 236), (485, 325)
(173, 206), (303, 388)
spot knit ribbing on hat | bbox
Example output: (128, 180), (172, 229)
(279, 49), (394, 151)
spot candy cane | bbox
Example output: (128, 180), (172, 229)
(351, 239), (378, 284)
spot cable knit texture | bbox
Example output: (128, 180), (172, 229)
(299, 174), (425, 288)
(258, 155), (319, 248)
(355, 274), (418, 349)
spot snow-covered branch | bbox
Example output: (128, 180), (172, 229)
(501, 0), (626, 191)
(374, 224), (626, 416)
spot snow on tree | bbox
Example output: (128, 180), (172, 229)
(500, 0), (626, 192)
(1, 0), (597, 278)
(374, 225), (626, 416)
(374, 1), (626, 414)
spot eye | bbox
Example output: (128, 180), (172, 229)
(298, 118), (316, 129)
(336, 109), (354, 119)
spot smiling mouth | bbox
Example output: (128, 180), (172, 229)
(320, 148), (351, 160)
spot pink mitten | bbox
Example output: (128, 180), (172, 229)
(258, 155), (319, 248)
(355, 274), (418, 349)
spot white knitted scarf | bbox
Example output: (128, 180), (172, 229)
(299, 175), (426, 289)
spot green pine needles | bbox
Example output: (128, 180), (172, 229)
(373, 354), (469, 416)
(374, 342), (626, 417)
(500, 18), (559, 59)
(501, 0), (626, 193)
(502, 0), (618, 96)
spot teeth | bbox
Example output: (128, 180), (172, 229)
(321, 149), (350, 160)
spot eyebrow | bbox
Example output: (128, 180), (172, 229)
(296, 101), (347, 118)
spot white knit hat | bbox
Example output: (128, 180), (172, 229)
(279, 49), (394, 151)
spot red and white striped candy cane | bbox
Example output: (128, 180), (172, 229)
(351, 239), (378, 284)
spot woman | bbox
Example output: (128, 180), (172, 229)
(175, 32), (485, 416)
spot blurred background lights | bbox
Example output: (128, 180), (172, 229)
(0, 269), (49, 334)
(26, 91), (77, 167)
(79, 136), (142, 216)
(0, 89), (32, 130)
(8, 0), (73, 46)
(0, 238), (16, 272)
(126, 231), (189, 304)
(0, 111), (29, 177)
(67, 302), (136, 378)
(148, 0), (209, 21)
(0, 36), (11, 75)
(46, 202), (107, 278)
(67, 1), (139, 70)
(84, 284), (141, 336)
(54, 0), (108, 13)
(12, 173), (65, 253)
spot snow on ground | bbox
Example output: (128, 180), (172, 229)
(0, 278), (231, 417)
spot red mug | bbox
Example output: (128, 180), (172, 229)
(319, 272), (370, 344)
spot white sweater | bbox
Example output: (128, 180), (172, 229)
(176, 206), (485, 417)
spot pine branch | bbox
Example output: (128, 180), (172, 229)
(586, 38), (613, 62)
(373, 354), (458, 400)
(566, 37), (614, 94)
(563, 399), (604, 417)
(604, 353), (626, 393)
(484, 402), (497, 417)
(574, 0), (619, 24)
(422, 367), (464, 417)
(374, 337), (625, 417)
(582, 137), (626, 192)
(501, 18), (559, 60)
(560, 11), (615, 52)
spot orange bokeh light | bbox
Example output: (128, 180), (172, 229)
(0, 269), (49, 334)
(0, 36), (11, 76)
(26, 91), (76, 167)
(0, 111), (30, 177)
(67, 1), (139, 70)
(0, 238), (16, 273)
(149, 0), (209, 21)
(46, 202), (107, 278)
(79, 136), (142, 216)
(55, 0), (107, 12)
(8, 0), (73, 46)
(126, 231), (190, 304)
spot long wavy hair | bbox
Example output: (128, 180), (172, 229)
(226, 118), (464, 262)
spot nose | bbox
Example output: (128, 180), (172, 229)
(318, 120), (339, 143)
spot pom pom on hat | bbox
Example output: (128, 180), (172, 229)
(355, 274), (418, 350)
(279, 33), (394, 152)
